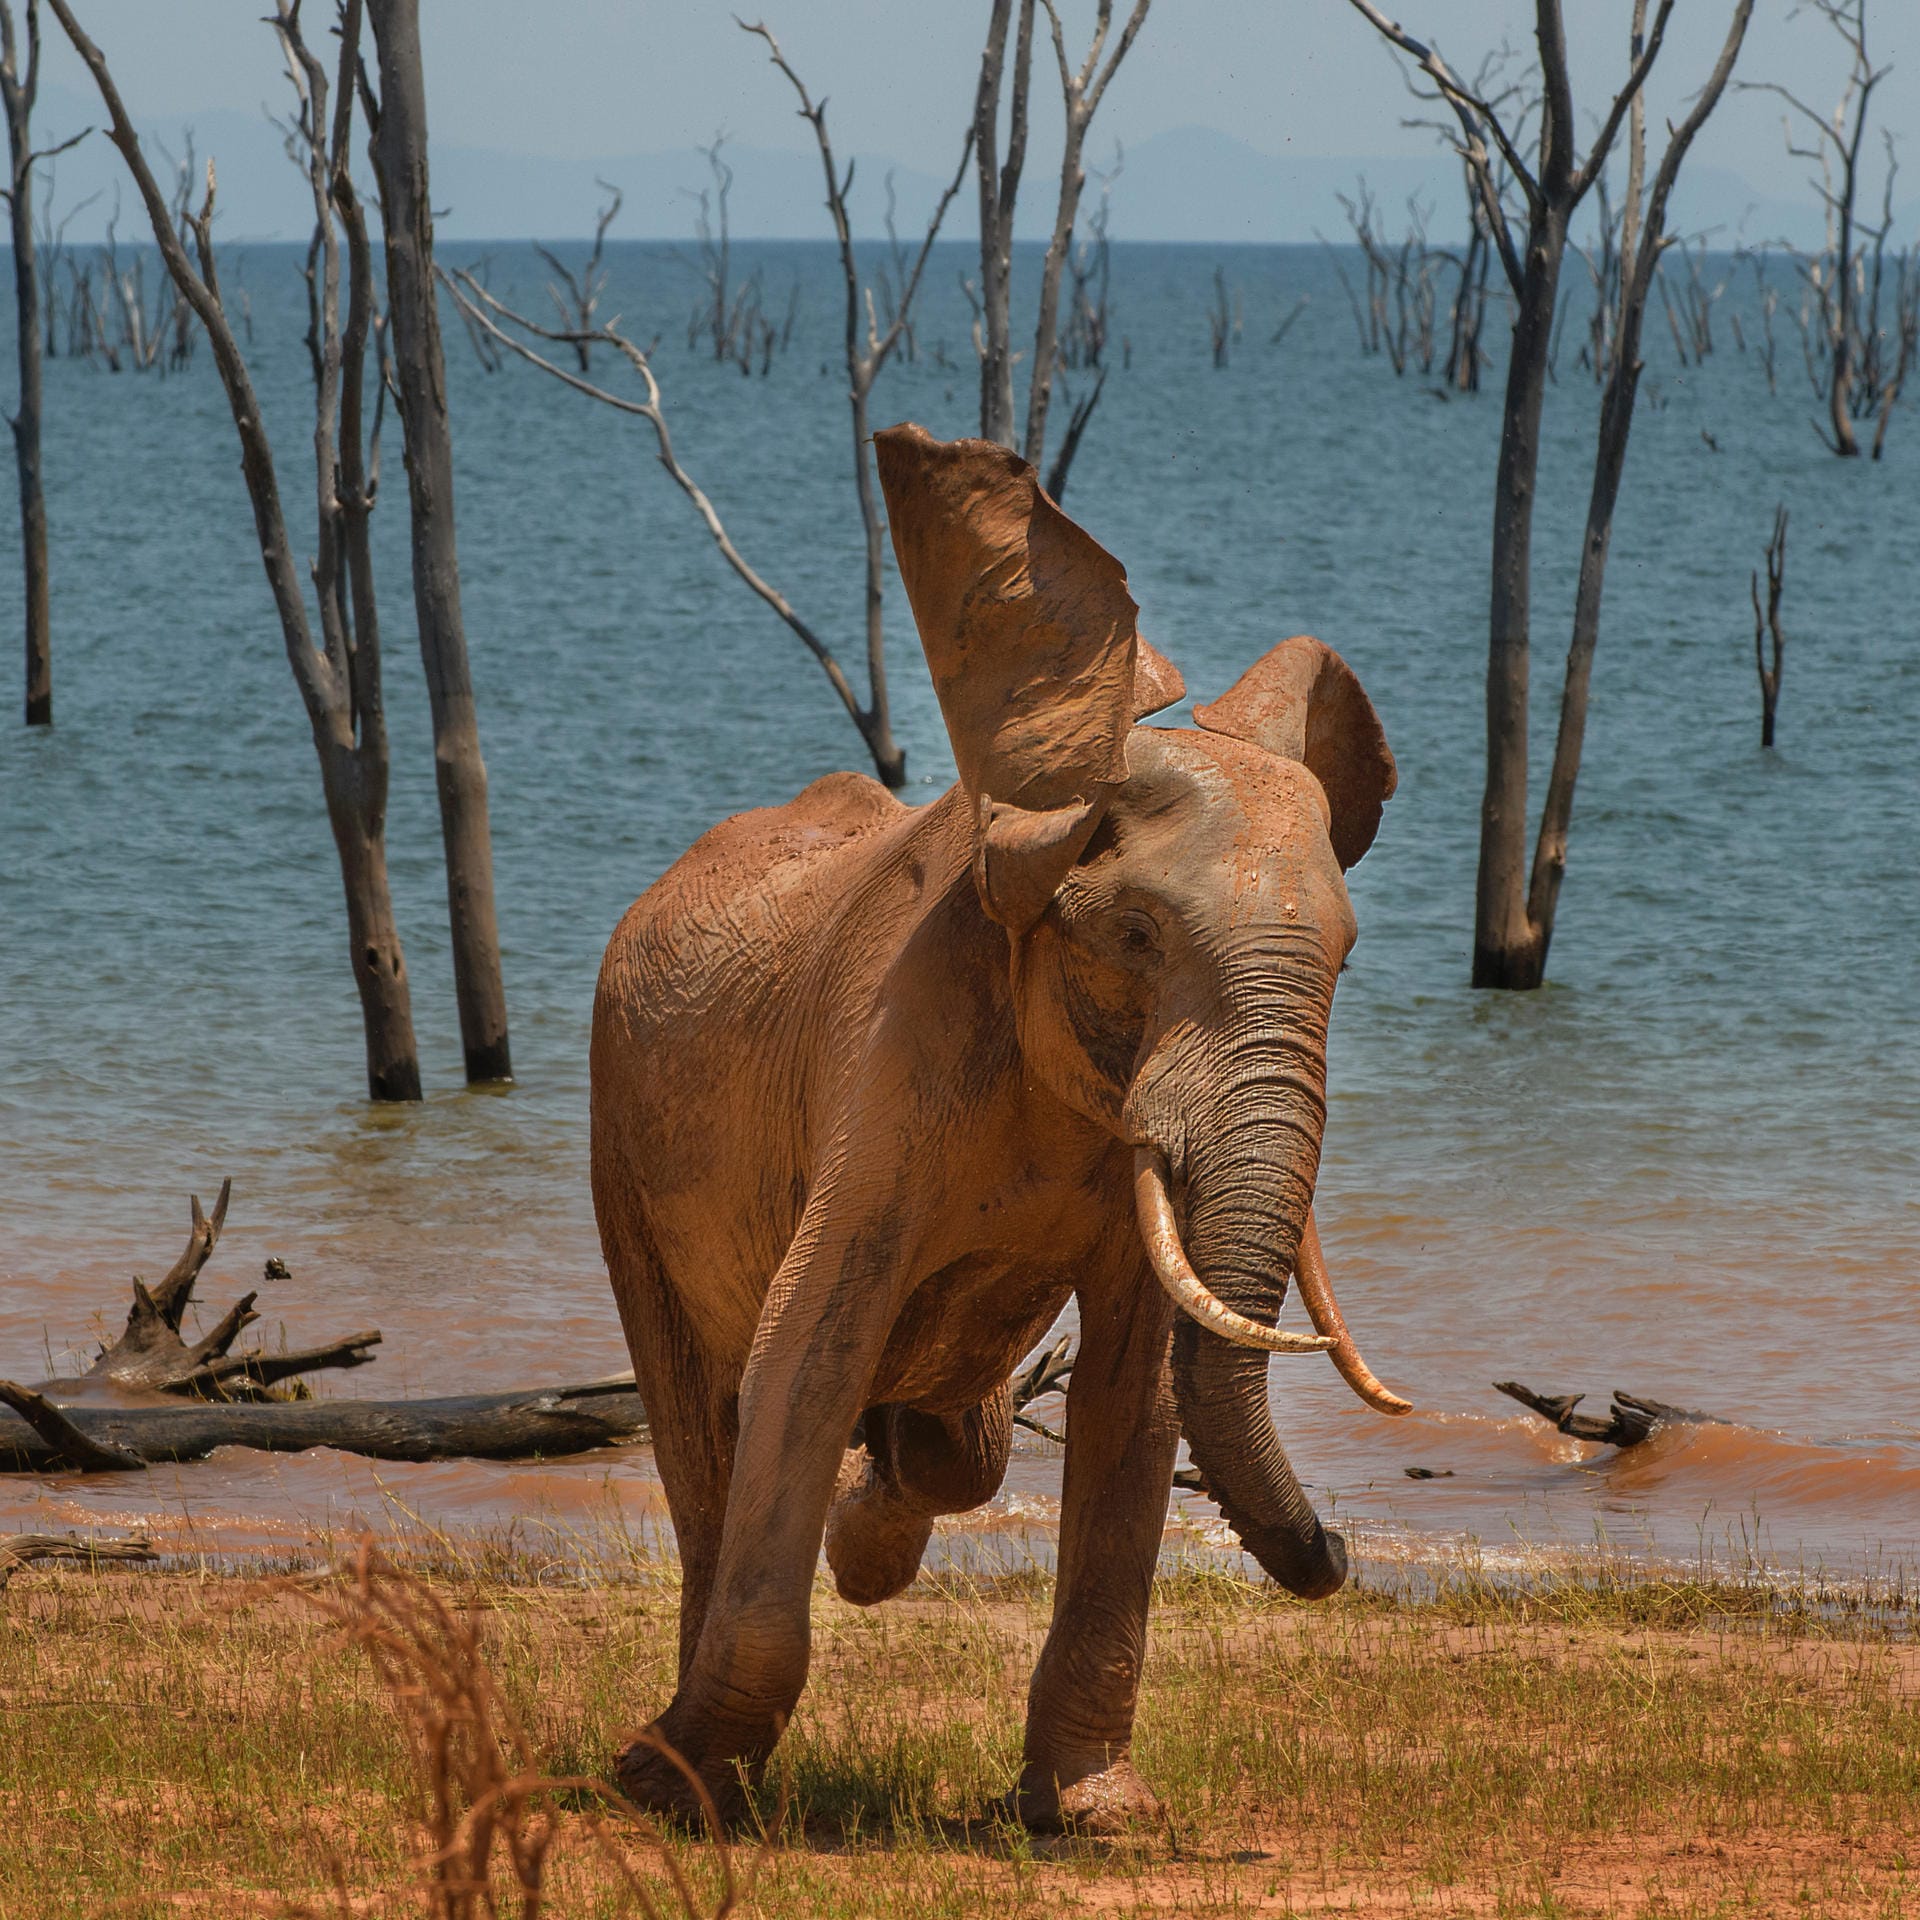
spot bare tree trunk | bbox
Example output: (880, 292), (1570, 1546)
(1022, 0), (1150, 480)
(974, 0), (1033, 446)
(1348, 0), (1755, 991)
(1524, 0), (1757, 976)
(49, 0), (423, 1101)
(1752, 506), (1786, 747)
(365, 0), (512, 1085)
(1474, 196), (1567, 989)
(1, 0), (61, 726)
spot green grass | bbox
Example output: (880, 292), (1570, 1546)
(2, 1534), (1916, 1918)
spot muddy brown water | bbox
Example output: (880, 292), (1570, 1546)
(3, 242), (1915, 1584)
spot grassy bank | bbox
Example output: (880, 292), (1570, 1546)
(3, 1535), (1915, 1918)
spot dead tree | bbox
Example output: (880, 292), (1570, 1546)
(1752, 505), (1786, 747)
(32, 164), (99, 359)
(870, 171), (919, 364)
(0, 1379), (650, 1473)
(972, 0), (1035, 448)
(1, 0), (84, 726)
(681, 135), (758, 365)
(1059, 148), (1117, 371)
(1023, 0), (1150, 480)
(736, 20), (970, 782)
(449, 26), (969, 792)
(972, 0), (1148, 492)
(51, 0), (424, 1099)
(1740, 0), (1890, 456)
(1207, 265), (1232, 367)
(535, 176), (620, 374)
(366, 0), (512, 1085)
(1348, 0), (1754, 991)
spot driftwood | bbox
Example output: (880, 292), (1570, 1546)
(5, 1180), (649, 1475)
(0, 1532), (156, 1587)
(10, 1183), (1113, 1482)
(1494, 1379), (1722, 1448)
(63, 1180), (380, 1402)
(0, 1379), (648, 1474)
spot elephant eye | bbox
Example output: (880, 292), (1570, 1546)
(1115, 910), (1160, 956)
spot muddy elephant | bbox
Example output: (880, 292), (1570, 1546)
(590, 423), (1408, 1830)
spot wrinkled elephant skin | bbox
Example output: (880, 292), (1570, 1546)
(591, 424), (1400, 1830)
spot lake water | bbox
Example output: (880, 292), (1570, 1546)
(1, 238), (1915, 1585)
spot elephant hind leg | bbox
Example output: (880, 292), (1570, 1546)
(825, 1388), (1013, 1606)
(596, 1177), (737, 1687)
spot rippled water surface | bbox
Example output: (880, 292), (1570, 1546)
(2, 241), (1915, 1578)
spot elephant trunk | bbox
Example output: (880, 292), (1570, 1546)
(1146, 1021), (1349, 1599)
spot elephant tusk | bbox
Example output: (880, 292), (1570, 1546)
(1133, 1148), (1336, 1356)
(1293, 1210), (1414, 1417)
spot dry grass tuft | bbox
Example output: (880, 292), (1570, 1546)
(273, 1539), (766, 1920)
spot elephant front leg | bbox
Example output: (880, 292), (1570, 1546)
(615, 1209), (907, 1826)
(1015, 1257), (1178, 1833)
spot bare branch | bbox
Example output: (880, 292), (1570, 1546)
(441, 267), (874, 742)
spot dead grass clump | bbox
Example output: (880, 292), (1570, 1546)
(277, 1539), (766, 1920)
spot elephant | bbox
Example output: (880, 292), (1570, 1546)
(590, 422), (1409, 1832)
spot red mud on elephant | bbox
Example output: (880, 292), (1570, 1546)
(588, 423), (1409, 1830)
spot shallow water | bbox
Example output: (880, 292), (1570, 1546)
(2, 240), (1916, 1581)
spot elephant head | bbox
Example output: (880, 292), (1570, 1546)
(875, 424), (1407, 1601)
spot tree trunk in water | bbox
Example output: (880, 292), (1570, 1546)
(1526, 283), (1654, 975)
(1022, 105), (1083, 473)
(973, 0), (1032, 448)
(3, 21), (49, 727)
(325, 747), (422, 1102)
(367, 0), (512, 1084)
(1473, 202), (1567, 992)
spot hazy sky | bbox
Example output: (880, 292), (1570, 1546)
(31, 2), (1920, 220)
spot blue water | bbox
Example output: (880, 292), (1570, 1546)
(2, 240), (1916, 1576)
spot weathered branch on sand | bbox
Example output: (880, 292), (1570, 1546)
(1494, 1379), (1722, 1449)
(0, 1531), (155, 1587)
(0, 1379), (649, 1474)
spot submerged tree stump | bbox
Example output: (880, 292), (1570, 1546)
(1494, 1379), (1722, 1448)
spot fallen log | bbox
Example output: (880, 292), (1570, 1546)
(0, 1379), (649, 1473)
(0, 1532), (157, 1588)
(1494, 1380), (1724, 1449)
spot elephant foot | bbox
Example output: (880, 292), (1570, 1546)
(613, 1722), (751, 1832)
(1007, 1753), (1164, 1835)
(824, 1446), (935, 1606)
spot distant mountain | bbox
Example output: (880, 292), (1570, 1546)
(16, 85), (1890, 251)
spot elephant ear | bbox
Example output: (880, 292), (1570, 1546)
(876, 422), (1166, 929)
(1132, 635), (1186, 719)
(1192, 636), (1397, 870)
